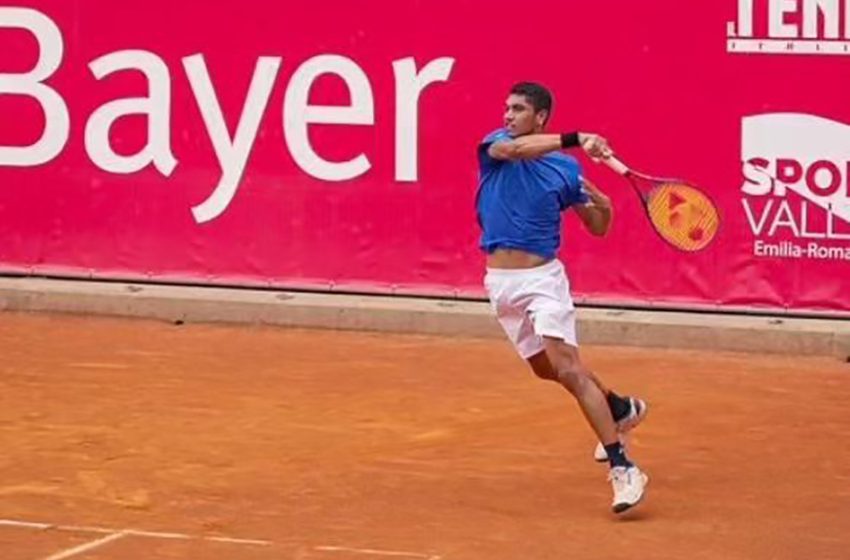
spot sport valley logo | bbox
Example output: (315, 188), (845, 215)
(741, 113), (850, 261)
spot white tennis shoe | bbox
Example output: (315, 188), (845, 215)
(609, 464), (649, 514)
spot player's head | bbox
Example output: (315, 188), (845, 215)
(504, 82), (553, 137)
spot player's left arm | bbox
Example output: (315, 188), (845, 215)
(573, 176), (612, 237)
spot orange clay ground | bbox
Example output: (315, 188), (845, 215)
(1, 312), (848, 560)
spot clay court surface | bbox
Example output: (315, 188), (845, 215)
(1, 312), (848, 560)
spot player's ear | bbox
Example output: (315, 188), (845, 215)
(536, 109), (549, 128)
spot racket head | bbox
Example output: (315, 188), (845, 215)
(643, 181), (721, 252)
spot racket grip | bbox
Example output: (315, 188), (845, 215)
(601, 156), (630, 176)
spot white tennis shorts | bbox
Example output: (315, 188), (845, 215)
(484, 259), (578, 359)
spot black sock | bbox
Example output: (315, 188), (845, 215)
(606, 391), (632, 422)
(604, 442), (633, 469)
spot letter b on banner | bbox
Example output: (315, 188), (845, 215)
(0, 8), (69, 166)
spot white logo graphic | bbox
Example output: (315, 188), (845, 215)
(0, 8), (456, 224)
(741, 113), (850, 260)
(727, 0), (850, 56)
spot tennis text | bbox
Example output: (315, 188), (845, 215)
(727, 0), (850, 55)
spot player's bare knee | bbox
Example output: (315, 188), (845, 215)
(532, 367), (559, 382)
(556, 366), (591, 395)
(527, 352), (559, 382)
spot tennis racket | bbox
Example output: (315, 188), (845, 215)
(600, 156), (720, 252)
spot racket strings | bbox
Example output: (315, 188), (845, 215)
(646, 183), (719, 251)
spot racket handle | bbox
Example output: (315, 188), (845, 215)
(600, 156), (630, 176)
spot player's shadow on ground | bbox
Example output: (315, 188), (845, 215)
(615, 507), (655, 522)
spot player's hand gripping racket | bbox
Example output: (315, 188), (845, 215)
(600, 155), (721, 252)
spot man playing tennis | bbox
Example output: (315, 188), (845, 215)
(477, 82), (648, 513)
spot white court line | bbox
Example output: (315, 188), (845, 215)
(206, 536), (274, 546)
(125, 529), (192, 540)
(0, 519), (52, 530)
(42, 531), (127, 560)
(0, 518), (436, 556)
(315, 545), (441, 559)
(54, 525), (117, 535)
(0, 517), (271, 546)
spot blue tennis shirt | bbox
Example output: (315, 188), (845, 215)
(476, 128), (589, 259)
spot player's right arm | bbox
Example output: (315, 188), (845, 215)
(488, 133), (612, 161)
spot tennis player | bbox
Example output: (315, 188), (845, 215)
(476, 82), (648, 513)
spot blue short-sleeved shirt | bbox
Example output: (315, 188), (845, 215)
(476, 128), (589, 259)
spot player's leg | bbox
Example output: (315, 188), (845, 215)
(524, 262), (648, 512)
(526, 351), (637, 423)
(485, 262), (648, 512)
(486, 269), (621, 448)
(525, 261), (649, 464)
(539, 337), (647, 512)
(539, 337), (618, 449)
(526, 351), (647, 462)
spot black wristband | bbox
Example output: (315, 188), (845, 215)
(560, 132), (580, 149)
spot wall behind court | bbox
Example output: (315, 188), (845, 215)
(1, 1), (848, 315)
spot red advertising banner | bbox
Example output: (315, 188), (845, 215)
(1, 1), (848, 314)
